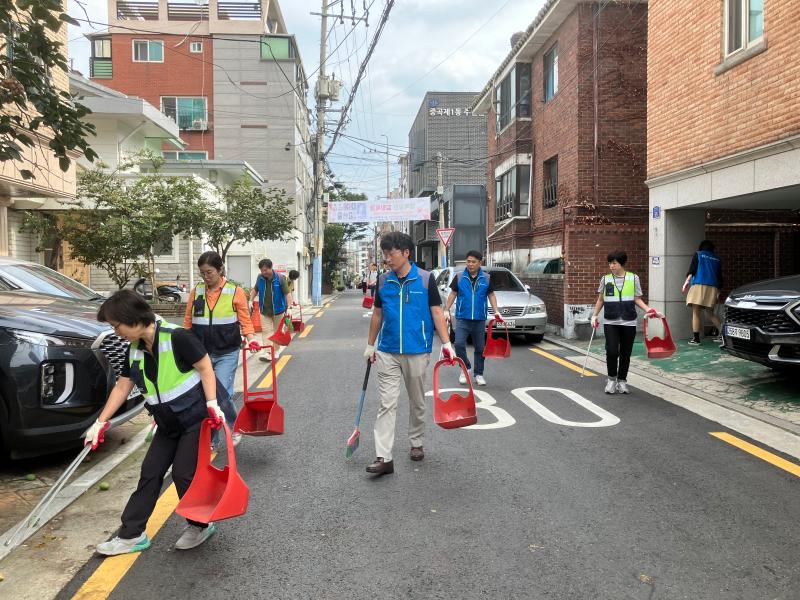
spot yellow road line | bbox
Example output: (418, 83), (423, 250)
(710, 432), (800, 478)
(529, 347), (597, 377)
(316, 311), (325, 318)
(298, 324), (314, 338)
(72, 484), (180, 600)
(257, 354), (292, 389)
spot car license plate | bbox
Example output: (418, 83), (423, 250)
(496, 320), (515, 328)
(726, 326), (750, 340)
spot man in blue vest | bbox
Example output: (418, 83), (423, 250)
(249, 258), (294, 362)
(443, 250), (503, 386)
(363, 232), (454, 476)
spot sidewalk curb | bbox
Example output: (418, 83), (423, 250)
(0, 423), (151, 562)
(544, 335), (800, 438)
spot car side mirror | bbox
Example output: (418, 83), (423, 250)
(525, 284), (531, 292)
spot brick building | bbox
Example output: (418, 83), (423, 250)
(472, 0), (649, 336)
(86, 0), (314, 301)
(647, 0), (800, 337)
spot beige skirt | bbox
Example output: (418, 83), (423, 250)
(686, 284), (719, 309)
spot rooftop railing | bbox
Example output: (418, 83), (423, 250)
(116, 0), (159, 20)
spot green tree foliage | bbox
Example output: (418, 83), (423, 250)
(199, 177), (294, 262)
(0, 0), (97, 178)
(23, 158), (205, 288)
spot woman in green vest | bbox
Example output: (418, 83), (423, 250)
(84, 290), (228, 556)
(590, 250), (660, 394)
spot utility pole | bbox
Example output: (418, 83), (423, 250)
(311, 0), (329, 306)
(381, 133), (391, 233)
(436, 152), (445, 269)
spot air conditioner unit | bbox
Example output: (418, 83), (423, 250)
(191, 119), (208, 130)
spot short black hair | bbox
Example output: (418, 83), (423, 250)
(379, 232), (414, 255)
(258, 258), (273, 269)
(698, 240), (715, 252)
(288, 269), (299, 280)
(466, 250), (483, 262)
(97, 290), (156, 327)
(197, 251), (224, 271)
(607, 250), (628, 266)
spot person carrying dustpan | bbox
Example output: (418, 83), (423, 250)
(363, 232), (455, 476)
(249, 258), (294, 363)
(185, 251), (260, 449)
(85, 290), (229, 556)
(443, 249), (503, 386)
(589, 250), (661, 395)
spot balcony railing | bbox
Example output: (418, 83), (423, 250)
(217, 1), (262, 20)
(116, 0), (159, 20)
(168, 2), (209, 20)
(90, 58), (112, 78)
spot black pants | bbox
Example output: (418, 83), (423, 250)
(604, 324), (636, 380)
(119, 427), (205, 538)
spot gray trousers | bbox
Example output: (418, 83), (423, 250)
(374, 351), (430, 462)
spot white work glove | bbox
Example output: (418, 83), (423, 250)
(206, 399), (225, 430)
(84, 419), (110, 451)
(590, 315), (600, 329)
(440, 341), (455, 362)
(363, 344), (376, 362)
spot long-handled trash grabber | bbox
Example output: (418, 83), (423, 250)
(581, 325), (597, 378)
(4, 411), (139, 547)
(345, 360), (372, 458)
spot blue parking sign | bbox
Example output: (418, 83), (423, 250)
(652, 206), (661, 219)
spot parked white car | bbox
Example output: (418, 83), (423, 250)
(435, 266), (547, 343)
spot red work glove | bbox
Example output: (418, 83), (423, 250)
(441, 342), (455, 363)
(247, 340), (260, 353)
(206, 400), (224, 430)
(645, 308), (664, 319)
(84, 419), (110, 451)
(494, 313), (505, 323)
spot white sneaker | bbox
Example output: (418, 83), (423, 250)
(231, 432), (243, 447)
(604, 378), (617, 394)
(97, 533), (150, 556)
(616, 380), (629, 394)
(175, 523), (216, 550)
(475, 375), (487, 386)
(458, 372), (468, 385)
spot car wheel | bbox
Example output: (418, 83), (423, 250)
(525, 333), (544, 344)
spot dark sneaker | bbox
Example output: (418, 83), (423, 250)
(410, 446), (424, 461)
(365, 457), (394, 475)
(688, 339), (701, 346)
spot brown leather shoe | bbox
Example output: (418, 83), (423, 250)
(365, 458), (394, 475)
(410, 446), (424, 461)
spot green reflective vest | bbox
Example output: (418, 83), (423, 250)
(190, 281), (241, 353)
(602, 272), (637, 322)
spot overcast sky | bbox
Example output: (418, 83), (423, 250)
(68, 0), (545, 200)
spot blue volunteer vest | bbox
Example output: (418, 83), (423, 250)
(691, 250), (722, 288)
(376, 263), (434, 354)
(455, 268), (491, 321)
(257, 273), (288, 315)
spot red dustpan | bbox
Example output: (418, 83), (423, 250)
(432, 357), (477, 429)
(234, 345), (285, 436)
(290, 305), (305, 333)
(362, 296), (374, 309)
(268, 315), (292, 347)
(483, 320), (511, 359)
(176, 420), (249, 522)
(644, 315), (677, 358)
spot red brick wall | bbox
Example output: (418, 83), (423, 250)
(520, 274), (565, 328)
(97, 34), (214, 157)
(648, 0), (800, 178)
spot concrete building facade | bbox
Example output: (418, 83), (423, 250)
(473, 0), (649, 337)
(646, 0), (800, 337)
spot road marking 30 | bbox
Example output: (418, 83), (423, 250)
(426, 389), (516, 429)
(530, 348), (597, 377)
(298, 324), (314, 338)
(711, 432), (800, 478)
(257, 355), (292, 389)
(512, 387), (620, 427)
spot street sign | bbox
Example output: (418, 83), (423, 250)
(436, 228), (455, 247)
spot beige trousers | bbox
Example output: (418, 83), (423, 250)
(260, 311), (286, 359)
(374, 351), (430, 462)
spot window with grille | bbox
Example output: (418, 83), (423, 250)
(543, 156), (558, 209)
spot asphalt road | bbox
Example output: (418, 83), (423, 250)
(60, 291), (800, 599)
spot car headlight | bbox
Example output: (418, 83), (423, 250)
(525, 304), (545, 315)
(9, 329), (94, 348)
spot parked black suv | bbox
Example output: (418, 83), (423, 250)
(0, 290), (143, 458)
(722, 275), (800, 370)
